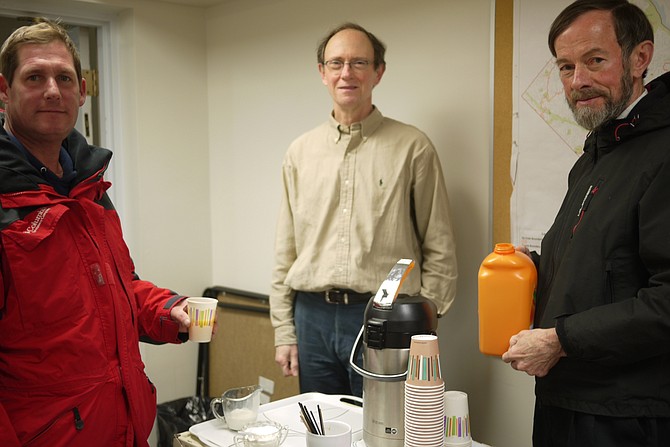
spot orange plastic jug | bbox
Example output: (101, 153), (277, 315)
(478, 243), (537, 356)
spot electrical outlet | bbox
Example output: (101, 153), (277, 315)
(258, 376), (275, 395)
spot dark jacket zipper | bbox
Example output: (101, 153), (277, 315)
(73, 407), (85, 431)
(604, 262), (614, 304)
(572, 178), (604, 237)
(25, 407), (84, 445)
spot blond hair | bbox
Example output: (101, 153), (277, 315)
(0, 18), (82, 86)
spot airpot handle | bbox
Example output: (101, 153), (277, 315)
(349, 326), (408, 382)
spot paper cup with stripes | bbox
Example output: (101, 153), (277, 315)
(444, 390), (472, 447)
(406, 334), (443, 386)
(187, 297), (218, 342)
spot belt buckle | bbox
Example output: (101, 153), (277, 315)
(325, 290), (348, 305)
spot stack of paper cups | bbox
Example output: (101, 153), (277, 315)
(404, 334), (444, 447)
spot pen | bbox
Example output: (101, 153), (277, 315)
(298, 402), (320, 434)
(317, 404), (325, 435)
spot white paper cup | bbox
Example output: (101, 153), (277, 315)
(305, 421), (351, 447)
(187, 297), (218, 342)
(444, 391), (472, 447)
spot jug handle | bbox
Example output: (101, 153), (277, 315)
(210, 398), (226, 423)
(349, 326), (408, 382)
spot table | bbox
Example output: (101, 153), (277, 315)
(178, 392), (489, 447)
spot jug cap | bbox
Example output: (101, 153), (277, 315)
(494, 243), (515, 254)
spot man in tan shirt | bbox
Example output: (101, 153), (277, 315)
(270, 22), (457, 396)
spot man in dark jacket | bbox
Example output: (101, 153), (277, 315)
(502, 1), (670, 446)
(0, 19), (192, 447)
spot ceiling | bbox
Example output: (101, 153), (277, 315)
(153, 0), (228, 6)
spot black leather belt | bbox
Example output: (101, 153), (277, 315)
(322, 289), (372, 305)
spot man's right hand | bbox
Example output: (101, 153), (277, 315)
(275, 344), (299, 377)
(515, 245), (532, 259)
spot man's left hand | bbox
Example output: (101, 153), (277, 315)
(170, 299), (218, 338)
(502, 328), (566, 377)
(170, 299), (191, 333)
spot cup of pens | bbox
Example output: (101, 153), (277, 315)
(299, 402), (351, 447)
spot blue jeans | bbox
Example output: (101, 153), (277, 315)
(294, 291), (366, 397)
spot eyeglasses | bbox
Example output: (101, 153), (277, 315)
(323, 59), (371, 72)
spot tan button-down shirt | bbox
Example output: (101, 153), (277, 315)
(270, 107), (458, 345)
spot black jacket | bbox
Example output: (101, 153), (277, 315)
(534, 71), (670, 417)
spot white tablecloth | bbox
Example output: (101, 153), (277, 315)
(188, 392), (489, 447)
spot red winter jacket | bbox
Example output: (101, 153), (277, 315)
(0, 125), (186, 447)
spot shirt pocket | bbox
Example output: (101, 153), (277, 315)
(363, 157), (411, 220)
(2, 205), (86, 330)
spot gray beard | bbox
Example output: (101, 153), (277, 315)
(567, 73), (634, 131)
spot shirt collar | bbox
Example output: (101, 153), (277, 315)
(329, 106), (384, 143)
(5, 131), (77, 195)
(617, 89), (648, 119)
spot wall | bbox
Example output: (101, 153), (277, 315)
(205, 1), (534, 446)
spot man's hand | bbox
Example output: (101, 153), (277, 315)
(170, 299), (191, 333)
(515, 245), (532, 259)
(502, 328), (566, 377)
(170, 299), (218, 337)
(275, 344), (299, 377)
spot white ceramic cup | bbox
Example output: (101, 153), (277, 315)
(444, 390), (472, 447)
(305, 421), (352, 447)
(187, 297), (218, 342)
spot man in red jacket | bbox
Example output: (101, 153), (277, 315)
(0, 18), (192, 446)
